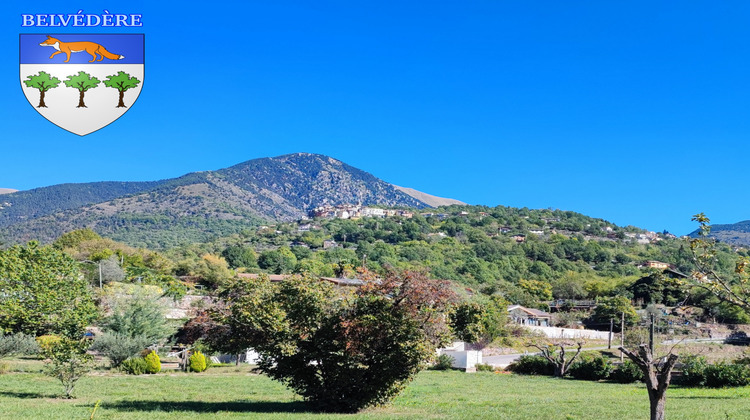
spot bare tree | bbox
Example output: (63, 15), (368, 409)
(530, 340), (584, 377)
(619, 344), (679, 420)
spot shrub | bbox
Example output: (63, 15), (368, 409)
(475, 363), (496, 372)
(209, 271), (457, 412)
(42, 338), (93, 398)
(508, 355), (555, 376)
(120, 357), (148, 375)
(704, 362), (750, 388)
(0, 332), (39, 358)
(36, 335), (62, 353)
(676, 355), (708, 386)
(609, 360), (643, 383)
(91, 333), (149, 368)
(189, 350), (208, 373)
(0, 361), (10, 374)
(144, 350), (161, 374)
(432, 354), (454, 370)
(568, 352), (613, 381)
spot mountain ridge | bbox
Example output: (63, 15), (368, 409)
(0, 153), (460, 248)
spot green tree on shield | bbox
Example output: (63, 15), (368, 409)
(64, 71), (100, 108)
(23, 71), (61, 108)
(103, 71), (141, 108)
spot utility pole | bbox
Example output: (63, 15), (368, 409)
(649, 314), (655, 357)
(620, 311), (625, 362)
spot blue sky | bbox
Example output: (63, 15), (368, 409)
(2, 1), (749, 235)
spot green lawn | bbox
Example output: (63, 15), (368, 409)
(1, 365), (750, 419)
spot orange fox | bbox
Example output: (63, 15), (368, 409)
(39, 35), (125, 63)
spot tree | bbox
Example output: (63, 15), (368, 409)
(63, 71), (100, 108)
(619, 344), (679, 420)
(42, 338), (93, 399)
(101, 284), (171, 344)
(450, 295), (509, 347)
(103, 71), (140, 107)
(209, 270), (456, 412)
(688, 213), (750, 311)
(529, 339), (584, 377)
(221, 245), (258, 269)
(0, 242), (98, 337)
(588, 295), (638, 330)
(23, 71), (60, 108)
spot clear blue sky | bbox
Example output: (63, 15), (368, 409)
(2, 1), (749, 235)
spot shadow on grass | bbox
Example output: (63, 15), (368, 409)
(0, 391), (56, 399)
(104, 400), (311, 414)
(672, 395), (740, 400)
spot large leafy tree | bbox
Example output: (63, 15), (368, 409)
(103, 71), (140, 107)
(688, 213), (750, 311)
(23, 71), (60, 108)
(0, 242), (98, 337)
(209, 270), (456, 412)
(64, 71), (100, 108)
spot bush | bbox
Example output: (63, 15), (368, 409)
(508, 355), (555, 376)
(209, 271), (457, 412)
(0, 332), (39, 358)
(432, 354), (454, 370)
(120, 357), (148, 375)
(91, 333), (149, 368)
(567, 352), (613, 381)
(475, 363), (496, 372)
(144, 350), (161, 374)
(36, 335), (62, 353)
(704, 362), (750, 388)
(189, 350), (208, 373)
(676, 355), (708, 386)
(0, 361), (10, 374)
(42, 338), (93, 398)
(609, 360), (643, 384)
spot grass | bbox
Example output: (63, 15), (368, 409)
(2, 361), (750, 419)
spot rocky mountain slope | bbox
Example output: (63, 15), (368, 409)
(0, 153), (453, 248)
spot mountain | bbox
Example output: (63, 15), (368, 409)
(0, 188), (17, 195)
(689, 220), (750, 247)
(0, 153), (455, 248)
(393, 185), (465, 207)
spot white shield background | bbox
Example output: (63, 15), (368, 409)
(20, 64), (144, 136)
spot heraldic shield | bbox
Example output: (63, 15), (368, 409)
(20, 34), (144, 136)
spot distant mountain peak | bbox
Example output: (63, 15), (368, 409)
(0, 188), (18, 195)
(0, 153), (438, 248)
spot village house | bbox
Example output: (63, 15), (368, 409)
(508, 305), (552, 327)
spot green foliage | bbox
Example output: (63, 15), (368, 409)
(42, 338), (93, 398)
(567, 352), (613, 381)
(91, 333), (149, 368)
(475, 363), (496, 372)
(450, 295), (509, 345)
(36, 335), (62, 353)
(101, 284), (172, 344)
(257, 247), (297, 274)
(609, 360), (644, 384)
(432, 354), (454, 370)
(221, 245), (258, 269)
(704, 362), (750, 388)
(64, 71), (100, 91)
(676, 354), (708, 386)
(103, 71), (140, 92)
(210, 271), (456, 412)
(588, 296), (638, 330)
(53, 228), (102, 250)
(0, 242), (98, 337)
(0, 332), (39, 359)
(188, 350), (208, 373)
(144, 350), (161, 374)
(508, 355), (555, 376)
(120, 357), (148, 375)
(23, 71), (60, 107)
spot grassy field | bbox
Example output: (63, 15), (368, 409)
(2, 362), (750, 420)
